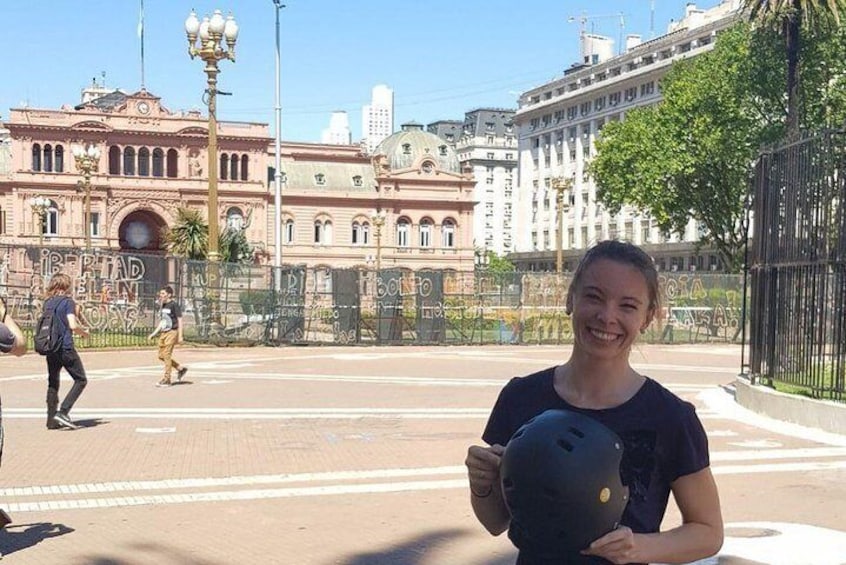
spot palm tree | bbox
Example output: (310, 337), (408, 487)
(162, 207), (209, 259)
(743, 0), (846, 135)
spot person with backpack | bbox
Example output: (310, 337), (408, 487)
(148, 285), (187, 387)
(40, 273), (89, 430)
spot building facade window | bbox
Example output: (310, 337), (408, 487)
(314, 219), (332, 245)
(352, 221), (370, 245)
(54, 145), (64, 173)
(123, 147), (136, 176)
(221, 154), (229, 180)
(284, 219), (295, 244)
(109, 146), (121, 174)
(90, 211), (101, 237)
(240, 154), (249, 181)
(138, 147), (150, 177)
(43, 145), (54, 172)
(419, 219), (432, 248)
(45, 200), (59, 236)
(152, 148), (164, 177)
(166, 149), (178, 178)
(442, 219), (455, 248)
(32, 144), (42, 171)
(396, 218), (410, 247)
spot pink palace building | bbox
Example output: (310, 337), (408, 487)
(0, 88), (477, 271)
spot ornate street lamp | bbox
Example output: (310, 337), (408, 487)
(185, 9), (238, 331)
(370, 210), (386, 272)
(72, 143), (101, 250)
(551, 176), (574, 274)
(185, 8), (238, 263)
(28, 196), (50, 246)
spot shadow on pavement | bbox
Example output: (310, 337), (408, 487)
(82, 543), (226, 565)
(336, 529), (516, 565)
(0, 521), (74, 555)
(75, 418), (109, 429)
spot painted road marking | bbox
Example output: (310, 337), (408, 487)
(3, 449), (846, 508)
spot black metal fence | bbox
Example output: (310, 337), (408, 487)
(0, 245), (744, 348)
(749, 129), (846, 401)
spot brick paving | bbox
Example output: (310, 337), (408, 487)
(0, 344), (844, 564)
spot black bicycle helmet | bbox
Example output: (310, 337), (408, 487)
(500, 408), (629, 557)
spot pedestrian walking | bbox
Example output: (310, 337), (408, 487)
(465, 240), (723, 564)
(0, 298), (28, 538)
(148, 286), (187, 387)
(42, 273), (89, 430)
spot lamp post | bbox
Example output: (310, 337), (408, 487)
(28, 196), (50, 246)
(272, 1), (284, 282)
(185, 9), (238, 263)
(185, 9), (238, 332)
(72, 143), (101, 250)
(371, 210), (386, 272)
(551, 176), (574, 274)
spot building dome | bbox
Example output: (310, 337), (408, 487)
(374, 122), (460, 173)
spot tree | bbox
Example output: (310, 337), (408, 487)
(591, 25), (775, 271)
(162, 207), (208, 260)
(163, 208), (254, 263)
(742, 0), (846, 135)
(486, 251), (515, 275)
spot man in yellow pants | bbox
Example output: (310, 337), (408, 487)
(148, 286), (187, 387)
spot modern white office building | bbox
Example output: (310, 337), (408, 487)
(321, 111), (352, 145)
(429, 109), (518, 257)
(362, 84), (394, 154)
(512, 0), (741, 271)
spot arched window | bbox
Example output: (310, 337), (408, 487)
(442, 219), (456, 248)
(123, 147), (136, 176)
(284, 219), (295, 244)
(230, 154), (239, 181)
(44, 200), (59, 236)
(152, 148), (164, 177)
(166, 149), (178, 177)
(313, 219), (333, 245)
(419, 218), (433, 248)
(138, 147), (150, 177)
(226, 207), (245, 231)
(396, 218), (410, 248)
(54, 145), (64, 173)
(32, 144), (42, 171)
(43, 144), (53, 173)
(220, 154), (229, 180)
(240, 154), (249, 181)
(109, 146), (121, 174)
(352, 221), (370, 246)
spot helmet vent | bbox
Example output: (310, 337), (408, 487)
(556, 439), (574, 452)
(568, 426), (585, 439)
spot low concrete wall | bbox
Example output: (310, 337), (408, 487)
(735, 379), (846, 436)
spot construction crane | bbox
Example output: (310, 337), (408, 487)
(567, 11), (626, 57)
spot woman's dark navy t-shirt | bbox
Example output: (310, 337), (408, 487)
(482, 367), (710, 564)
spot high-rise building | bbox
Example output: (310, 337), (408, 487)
(321, 111), (352, 145)
(362, 85), (394, 154)
(430, 109), (518, 257)
(511, 0), (741, 271)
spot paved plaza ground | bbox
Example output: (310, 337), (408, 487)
(0, 344), (845, 564)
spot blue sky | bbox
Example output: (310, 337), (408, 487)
(0, 1), (725, 143)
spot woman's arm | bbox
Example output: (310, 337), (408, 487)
(583, 467), (723, 564)
(465, 444), (510, 535)
(2, 315), (27, 356)
(67, 307), (90, 339)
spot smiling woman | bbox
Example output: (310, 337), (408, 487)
(465, 240), (724, 565)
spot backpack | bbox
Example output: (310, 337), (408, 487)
(34, 298), (68, 355)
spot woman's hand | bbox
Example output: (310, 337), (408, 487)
(581, 526), (640, 564)
(465, 444), (505, 497)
